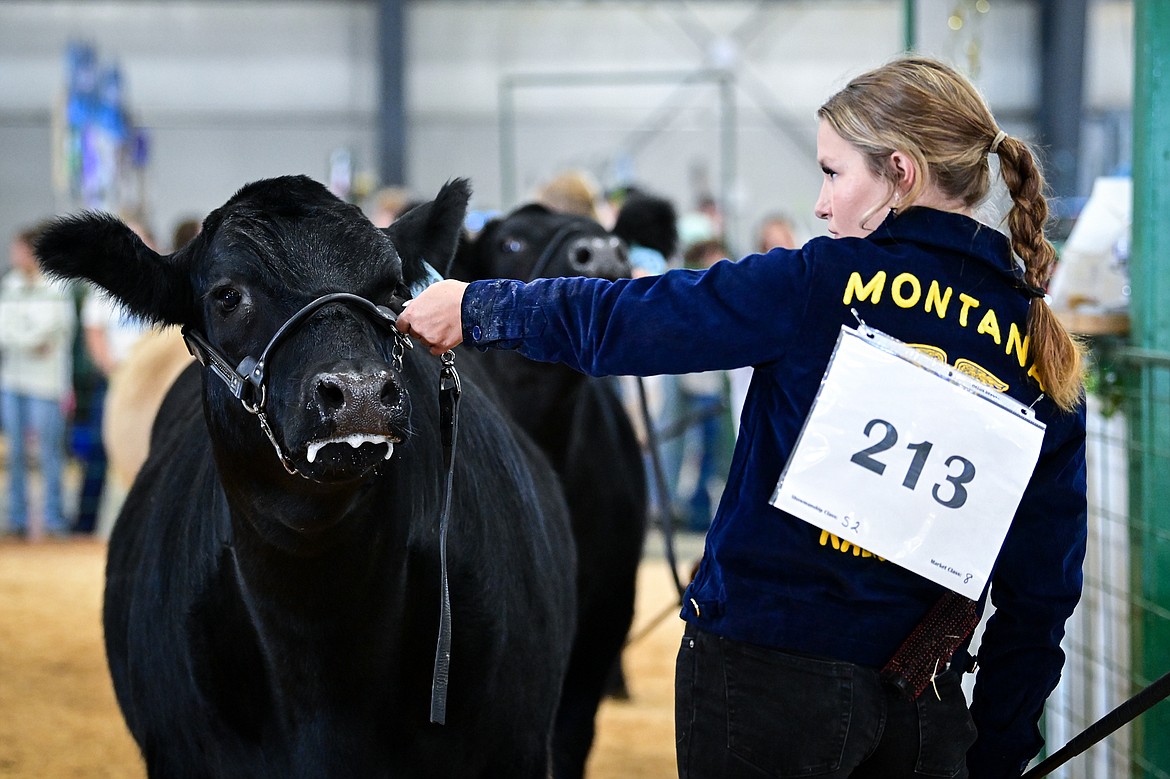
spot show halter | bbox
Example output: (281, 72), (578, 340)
(181, 291), (463, 725)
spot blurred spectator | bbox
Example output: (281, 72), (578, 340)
(604, 184), (642, 229)
(755, 212), (798, 253)
(612, 190), (678, 278)
(677, 193), (724, 249)
(536, 169), (608, 225)
(367, 186), (413, 229)
(685, 238), (730, 267)
(0, 222), (76, 540)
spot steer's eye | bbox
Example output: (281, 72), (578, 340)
(500, 237), (525, 254)
(213, 286), (242, 314)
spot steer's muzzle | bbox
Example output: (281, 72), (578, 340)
(566, 235), (631, 280)
(310, 360), (404, 428)
(290, 358), (409, 479)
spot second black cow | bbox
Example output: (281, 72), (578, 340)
(450, 202), (651, 779)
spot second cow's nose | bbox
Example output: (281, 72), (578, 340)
(567, 235), (630, 279)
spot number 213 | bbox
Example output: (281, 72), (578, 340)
(849, 418), (975, 509)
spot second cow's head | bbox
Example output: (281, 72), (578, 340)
(450, 203), (631, 284)
(36, 175), (470, 485)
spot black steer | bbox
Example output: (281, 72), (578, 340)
(36, 177), (577, 778)
(450, 203), (649, 779)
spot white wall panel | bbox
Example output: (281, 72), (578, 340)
(0, 0), (1136, 257)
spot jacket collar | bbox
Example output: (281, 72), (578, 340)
(867, 206), (1029, 289)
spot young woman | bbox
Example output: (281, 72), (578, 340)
(398, 56), (1087, 779)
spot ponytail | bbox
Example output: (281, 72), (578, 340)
(997, 136), (1086, 411)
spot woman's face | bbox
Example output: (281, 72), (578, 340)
(814, 120), (894, 239)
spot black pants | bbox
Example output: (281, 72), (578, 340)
(675, 626), (977, 778)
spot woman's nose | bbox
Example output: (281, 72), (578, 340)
(814, 185), (830, 221)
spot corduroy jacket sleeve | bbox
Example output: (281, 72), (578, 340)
(459, 247), (815, 377)
(966, 405), (1088, 777)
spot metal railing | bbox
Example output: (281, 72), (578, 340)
(1042, 340), (1170, 778)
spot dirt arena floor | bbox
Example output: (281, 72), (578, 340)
(0, 534), (697, 778)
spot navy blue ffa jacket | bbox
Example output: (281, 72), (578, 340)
(461, 207), (1087, 777)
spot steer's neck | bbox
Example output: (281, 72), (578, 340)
(223, 473), (384, 553)
(221, 473), (432, 634)
(220, 499), (441, 735)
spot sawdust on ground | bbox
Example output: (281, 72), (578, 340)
(0, 538), (688, 778)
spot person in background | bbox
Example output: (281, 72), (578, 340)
(0, 222), (76, 540)
(367, 186), (414, 229)
(677, 193), (725, 251)
(397, 56), (1087, 778)
(612, 189), (678, 278)
(604, 184), (640, 234)
(536, 169), (610, 226)
(755, 212), (798, 254)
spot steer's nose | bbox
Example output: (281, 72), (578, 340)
(566, 235), (631, 280)
(311, 363), (403, 425)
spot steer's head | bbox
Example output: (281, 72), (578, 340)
(449, 203), (630, 283)
(36, 175), (469, 488)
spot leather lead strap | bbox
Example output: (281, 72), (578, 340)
(1022, 669), (1170, 778)
(635, 377), (686, 601)
(430, 350), (461, 725)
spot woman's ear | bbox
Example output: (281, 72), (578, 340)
(888, 151), (917, 198)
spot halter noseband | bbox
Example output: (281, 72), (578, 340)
(182, 292), (411, 414)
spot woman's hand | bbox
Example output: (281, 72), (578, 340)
(395, 279), (470, 355)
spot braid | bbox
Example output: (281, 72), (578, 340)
(997, 136), (1085, 411)
(999, 138), (1056, 289)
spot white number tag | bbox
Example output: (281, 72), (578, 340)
(771, 324), (1045, 599)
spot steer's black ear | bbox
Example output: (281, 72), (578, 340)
(34, 212), (196, 326)
(384, 178), (471, 291)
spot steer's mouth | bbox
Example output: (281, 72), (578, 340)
(298, 432), (402, 481)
